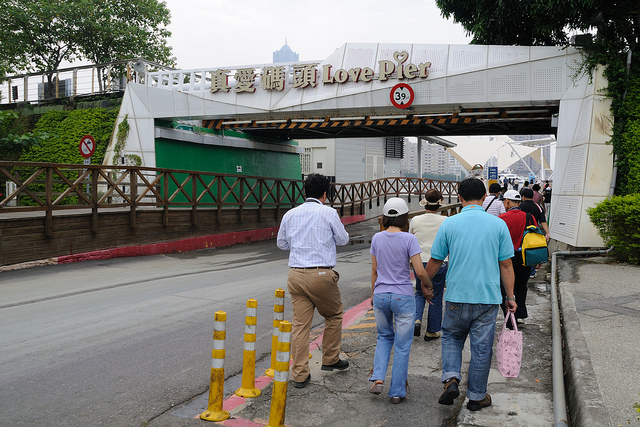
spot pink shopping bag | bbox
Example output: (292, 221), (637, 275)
(496, 311), (523, 378)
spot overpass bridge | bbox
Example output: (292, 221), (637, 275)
(106, 43), (613, 250)
(0, 44), (613, 267)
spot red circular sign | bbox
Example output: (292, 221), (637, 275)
(390, 83), (414, 109)
(79, 135), (96, 158)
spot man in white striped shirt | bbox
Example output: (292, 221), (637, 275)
(277, 174), (350, 388)
(482, 183), (506, 217)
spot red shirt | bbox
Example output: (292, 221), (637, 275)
(499, 208), (538, 250)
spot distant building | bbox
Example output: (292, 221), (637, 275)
(273, 40), (299, 63)
(298, 137), (403, 183)
(401, 138), (464, 178)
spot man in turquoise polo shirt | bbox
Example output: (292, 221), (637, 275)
(427, 178), (517, 412)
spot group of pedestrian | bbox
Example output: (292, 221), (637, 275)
(368, 178), (518, 410)
(277, 173), (547, 414)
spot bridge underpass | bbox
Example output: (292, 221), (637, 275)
(106, 43), (613, 249)
(200, 106), (558, 139)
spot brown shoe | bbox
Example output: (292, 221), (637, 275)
(369, 380), (384, 395)
(467, 393), (492, 411)
(438, 378), (460, 405)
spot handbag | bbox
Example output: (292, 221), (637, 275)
(495, 311), (523, 378)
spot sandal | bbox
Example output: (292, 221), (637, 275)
(369, 380), (384, 395)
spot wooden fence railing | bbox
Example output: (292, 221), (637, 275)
(330, 177), (459, 217)
(0, 161), (459, 236)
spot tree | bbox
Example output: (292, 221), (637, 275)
(435, 0), (640, 194)
(0, 0), (175, 86)
(72, 0), (176, 90)
(0, 0), (80, 81)
(435, 0), (638, 48)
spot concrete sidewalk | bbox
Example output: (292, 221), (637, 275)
(155, 271), (555, 426)
(152, 256), (640, 427)
(559, 256), (640, 427)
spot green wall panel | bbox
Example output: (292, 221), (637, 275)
(155, 138), (301, 179)
(154, 137), (303, 206)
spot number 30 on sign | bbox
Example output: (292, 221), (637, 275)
(390, 83), (414, 109)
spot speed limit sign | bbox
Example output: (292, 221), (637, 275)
(390, 83), (414, 109)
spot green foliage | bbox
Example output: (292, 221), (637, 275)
(436, 0), (593, 45)
(0, 0), (79, 76)
(0, 110), (47, 161)
(73, 0), (175, 67)
(0, 0), (175, 78)
(434, 0), (640, 196)
(587, 194), (640, 264)
(436, 0), (639, 48)
(113, 114), (130, 164)
(609, 71), (640, 195)
(20, 108), (117, 165)
(13, 108), (117, 205)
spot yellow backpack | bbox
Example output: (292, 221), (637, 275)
(520, 214), (548, 266)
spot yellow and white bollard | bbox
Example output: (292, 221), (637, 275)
(266, 320), (292, 427)
(235, 298), (261, 398)
(200, 311), (230, 422)
(265, 289), (285, 377)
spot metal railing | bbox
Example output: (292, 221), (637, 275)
(0, 161), (459, 236)
(1, 59), (174, 104)
(144, 60), (309, 93)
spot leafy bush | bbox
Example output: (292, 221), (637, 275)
(608, 68), (640, 196)
(20, 108), (117, 165)
(587, 194), (640, 265)
(14, 108), (118, 205)
(0, 110), (47, 161)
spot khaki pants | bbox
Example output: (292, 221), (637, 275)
(287, 268), (343, 382)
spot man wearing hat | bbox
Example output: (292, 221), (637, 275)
(498, 190), (538, 327)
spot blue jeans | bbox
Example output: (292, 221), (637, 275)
(441, 302), (498, 401)
(370, 293), (416, 398)
(415, 262), (448, 332)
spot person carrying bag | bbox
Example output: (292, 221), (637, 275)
(496, 311), (523, 378)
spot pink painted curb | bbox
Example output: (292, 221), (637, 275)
(55, 214), (366, 265)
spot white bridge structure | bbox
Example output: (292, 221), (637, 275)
(106, 43), (614, 248)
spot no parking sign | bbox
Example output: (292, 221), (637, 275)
(79, 135), (96, 165)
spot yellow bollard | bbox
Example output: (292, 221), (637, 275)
(200, 311), (230, 422)
(265, 289), (285, 377)
(235, 298), (261, 398)
(266, 320), (292, 427)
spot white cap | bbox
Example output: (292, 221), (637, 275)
(383, 197), (409, 217)
(500, 189), (521, 201)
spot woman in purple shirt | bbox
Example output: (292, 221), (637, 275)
(369, 198), (433, 403)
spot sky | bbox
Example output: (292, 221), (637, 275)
(162, 0), (472, 70)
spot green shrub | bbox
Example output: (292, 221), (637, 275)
(20, 108), (117, 165)
(14, 108), (118, 205)
(587, 194), (640, 265)
(610, 69), (640, 196)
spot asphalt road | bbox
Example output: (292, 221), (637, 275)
(0, 221), (376, 426)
